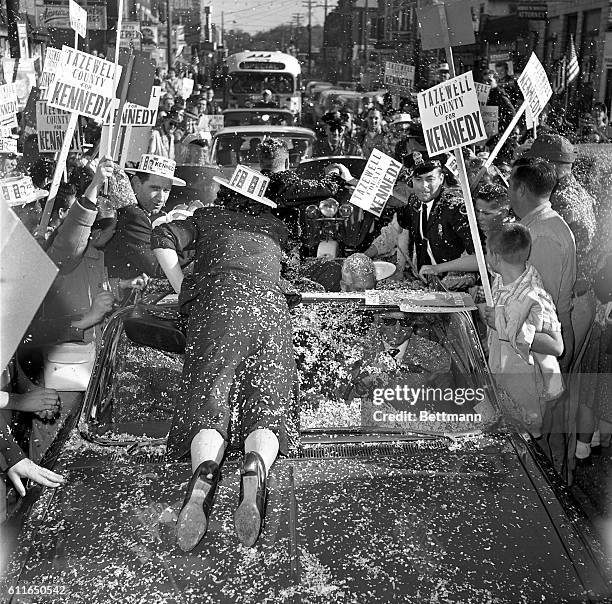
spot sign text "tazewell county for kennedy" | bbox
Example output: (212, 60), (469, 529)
(418, 72), (485, 156)
(47, 47), (121, 121)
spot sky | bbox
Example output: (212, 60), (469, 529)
(206, 0), (334, 34)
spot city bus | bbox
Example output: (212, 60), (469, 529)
(224, 51), (302, 116)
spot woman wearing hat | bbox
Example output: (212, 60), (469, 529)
(152, 165), (297, 551)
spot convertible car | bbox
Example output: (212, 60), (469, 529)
(1, 287), (611, 603)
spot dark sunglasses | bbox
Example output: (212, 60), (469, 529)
(381, 317), (413, 327)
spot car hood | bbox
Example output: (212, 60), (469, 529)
(3, 437), (610, 602)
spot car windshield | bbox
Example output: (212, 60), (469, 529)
(223, 111), (295, 127)
(229, 72), (295, 95)
(92, 300), (501, 444)
(211, 133), (314, 168)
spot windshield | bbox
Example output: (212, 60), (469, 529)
(324, 93), (362, 114)
(97, 301), (499, 442)
(229, 72), (296, 95)
(212, 132), (313, 168)
(223, 111), (295, 127)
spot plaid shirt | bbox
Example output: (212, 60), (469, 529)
(488, 264), (564, 404)
(550, 174), (596, 288)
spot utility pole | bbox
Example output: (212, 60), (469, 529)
(303, 0), (313, 75)
(292, 13), (303, 52)
(167, 0), (172, 72)
(6, 0), (21, 58)
(364, 0), (369, 70)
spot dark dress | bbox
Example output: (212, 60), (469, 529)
(151, 207), (298, 459)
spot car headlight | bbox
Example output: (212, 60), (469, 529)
(305, 204), (320, 219)
(319, 198), (338, 218)
(338, 203), (353, 219)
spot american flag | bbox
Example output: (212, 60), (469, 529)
(567, 35), (580, 84)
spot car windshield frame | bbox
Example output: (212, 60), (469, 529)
(80, 296), (502, 449)
(210, 131), (315, 168)
(222, 110), (295, 127)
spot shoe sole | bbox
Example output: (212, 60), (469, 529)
(234, 474), (263, 547)
(176, 485), (210, 552)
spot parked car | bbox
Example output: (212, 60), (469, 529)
(208, 125), (317, 174)
(222, 108), (297, 127)
(2, 290), (611, 602)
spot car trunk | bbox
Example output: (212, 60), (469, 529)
(3, 436), (610, 603)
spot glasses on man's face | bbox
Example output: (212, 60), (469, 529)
(380, 317), (413, 327)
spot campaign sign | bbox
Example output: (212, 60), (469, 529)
(106, 85), (161, 127)
(36, 102), (81, 152)
(474, 82), (491, 107)
(2, 59), (37, 110)
(120, 22), (141, 49)
(384, 62), (415, 96)
(0, 138), (17, 154)
(181, 78), (195, 99)
(418, 71), (485, 157)
(0, 83), (19, 130)
(39, 47), (62, 91)
(517, 53), (552, 120)
(69, 0), (87, 38)
(481, 106), (499, 138)
(349, 148), (402, 218)
(47, 47), (121, 121)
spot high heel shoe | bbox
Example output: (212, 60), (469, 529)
(176, 460), (220, 552)
(234, 451), (267, 547)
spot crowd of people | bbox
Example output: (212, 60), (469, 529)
(1, 58), (612, 553)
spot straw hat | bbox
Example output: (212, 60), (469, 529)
(125, 154), (186, 186)
(212, 165), (276, 208)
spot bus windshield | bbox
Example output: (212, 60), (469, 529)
(229, 72), (295, 95)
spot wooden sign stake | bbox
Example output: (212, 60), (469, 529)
(438, 4), (493, 306)
(470, 101), (527, 192)
(39, 111), (79, 231)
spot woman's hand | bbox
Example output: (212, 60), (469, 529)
(419, 265), (438, 276)
(325, 163), (353, 182)
(119, 273), (149, 292)
(7, 458), (65, 497)
(7, 389), (60, 420)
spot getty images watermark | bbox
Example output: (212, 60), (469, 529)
(370, 385), (486, 423)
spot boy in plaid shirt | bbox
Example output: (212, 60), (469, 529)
(481, 223), (565, 435)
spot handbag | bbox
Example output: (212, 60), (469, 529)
(44, 342), (96, 391)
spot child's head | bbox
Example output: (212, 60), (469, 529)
(486, 223), (531, 273)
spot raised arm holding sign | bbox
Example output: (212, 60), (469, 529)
(471, 53), (552, 192)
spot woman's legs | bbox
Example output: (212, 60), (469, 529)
(244, 428), (279, 476)
(190, 428), (226, 472)
(235, 429), (278, 547)
(176, 429), (227, 552)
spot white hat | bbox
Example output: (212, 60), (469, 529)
(263, 89), (272, 96)
(125, 154), (186, 186)
(390, 113), (412, 126)
(373, 261), (396, 281)
(0, 176), (48, 207)
(212, 165), (276, 208)
(437, 62), (450, 72)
